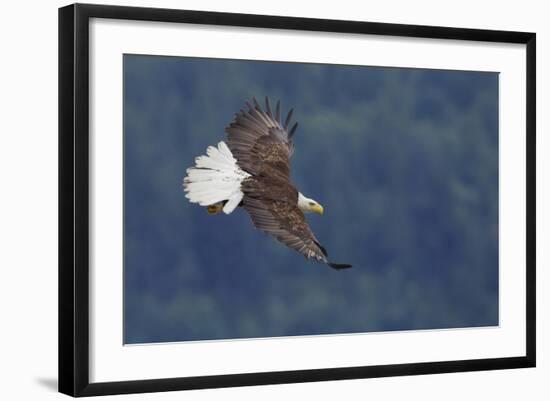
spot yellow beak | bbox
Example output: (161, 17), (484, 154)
(312, 204), (324, 215)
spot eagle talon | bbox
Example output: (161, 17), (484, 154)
(207, 203), (223, 215)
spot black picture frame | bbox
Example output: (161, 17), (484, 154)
(58, 3), (536, 397)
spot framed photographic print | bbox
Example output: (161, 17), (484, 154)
(58, 3), (536, 397)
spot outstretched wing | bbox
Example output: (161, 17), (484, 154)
(225, 97), (298, 177)
(243, 195), (329, 262)
(242, 183), (351, 270)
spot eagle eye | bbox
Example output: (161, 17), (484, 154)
(308, 202), (315, 206)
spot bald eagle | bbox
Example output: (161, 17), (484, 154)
(183, 97), (351, 270)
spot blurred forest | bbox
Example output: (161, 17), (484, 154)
(123, 54), (499, 344)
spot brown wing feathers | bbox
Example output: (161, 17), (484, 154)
(243, 196), (329, 264)
(225, 97), (294, 176)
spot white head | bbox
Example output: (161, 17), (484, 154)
(297, 192), (324, 215)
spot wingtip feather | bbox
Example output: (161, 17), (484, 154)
(327, 262), (352, 270)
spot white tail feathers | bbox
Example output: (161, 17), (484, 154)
(183, 141), (249, 214)
(223, 191), (244, 214)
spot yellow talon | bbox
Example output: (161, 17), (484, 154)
(207, 203), (224, 215)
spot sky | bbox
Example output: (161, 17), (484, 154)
(123, 54), (499, 344)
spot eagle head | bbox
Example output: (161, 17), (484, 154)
(297, 192), (324, 215)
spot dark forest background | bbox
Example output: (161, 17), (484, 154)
(123, 54), (499, 344)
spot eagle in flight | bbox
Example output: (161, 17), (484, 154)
(183, 97), (351, 270)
